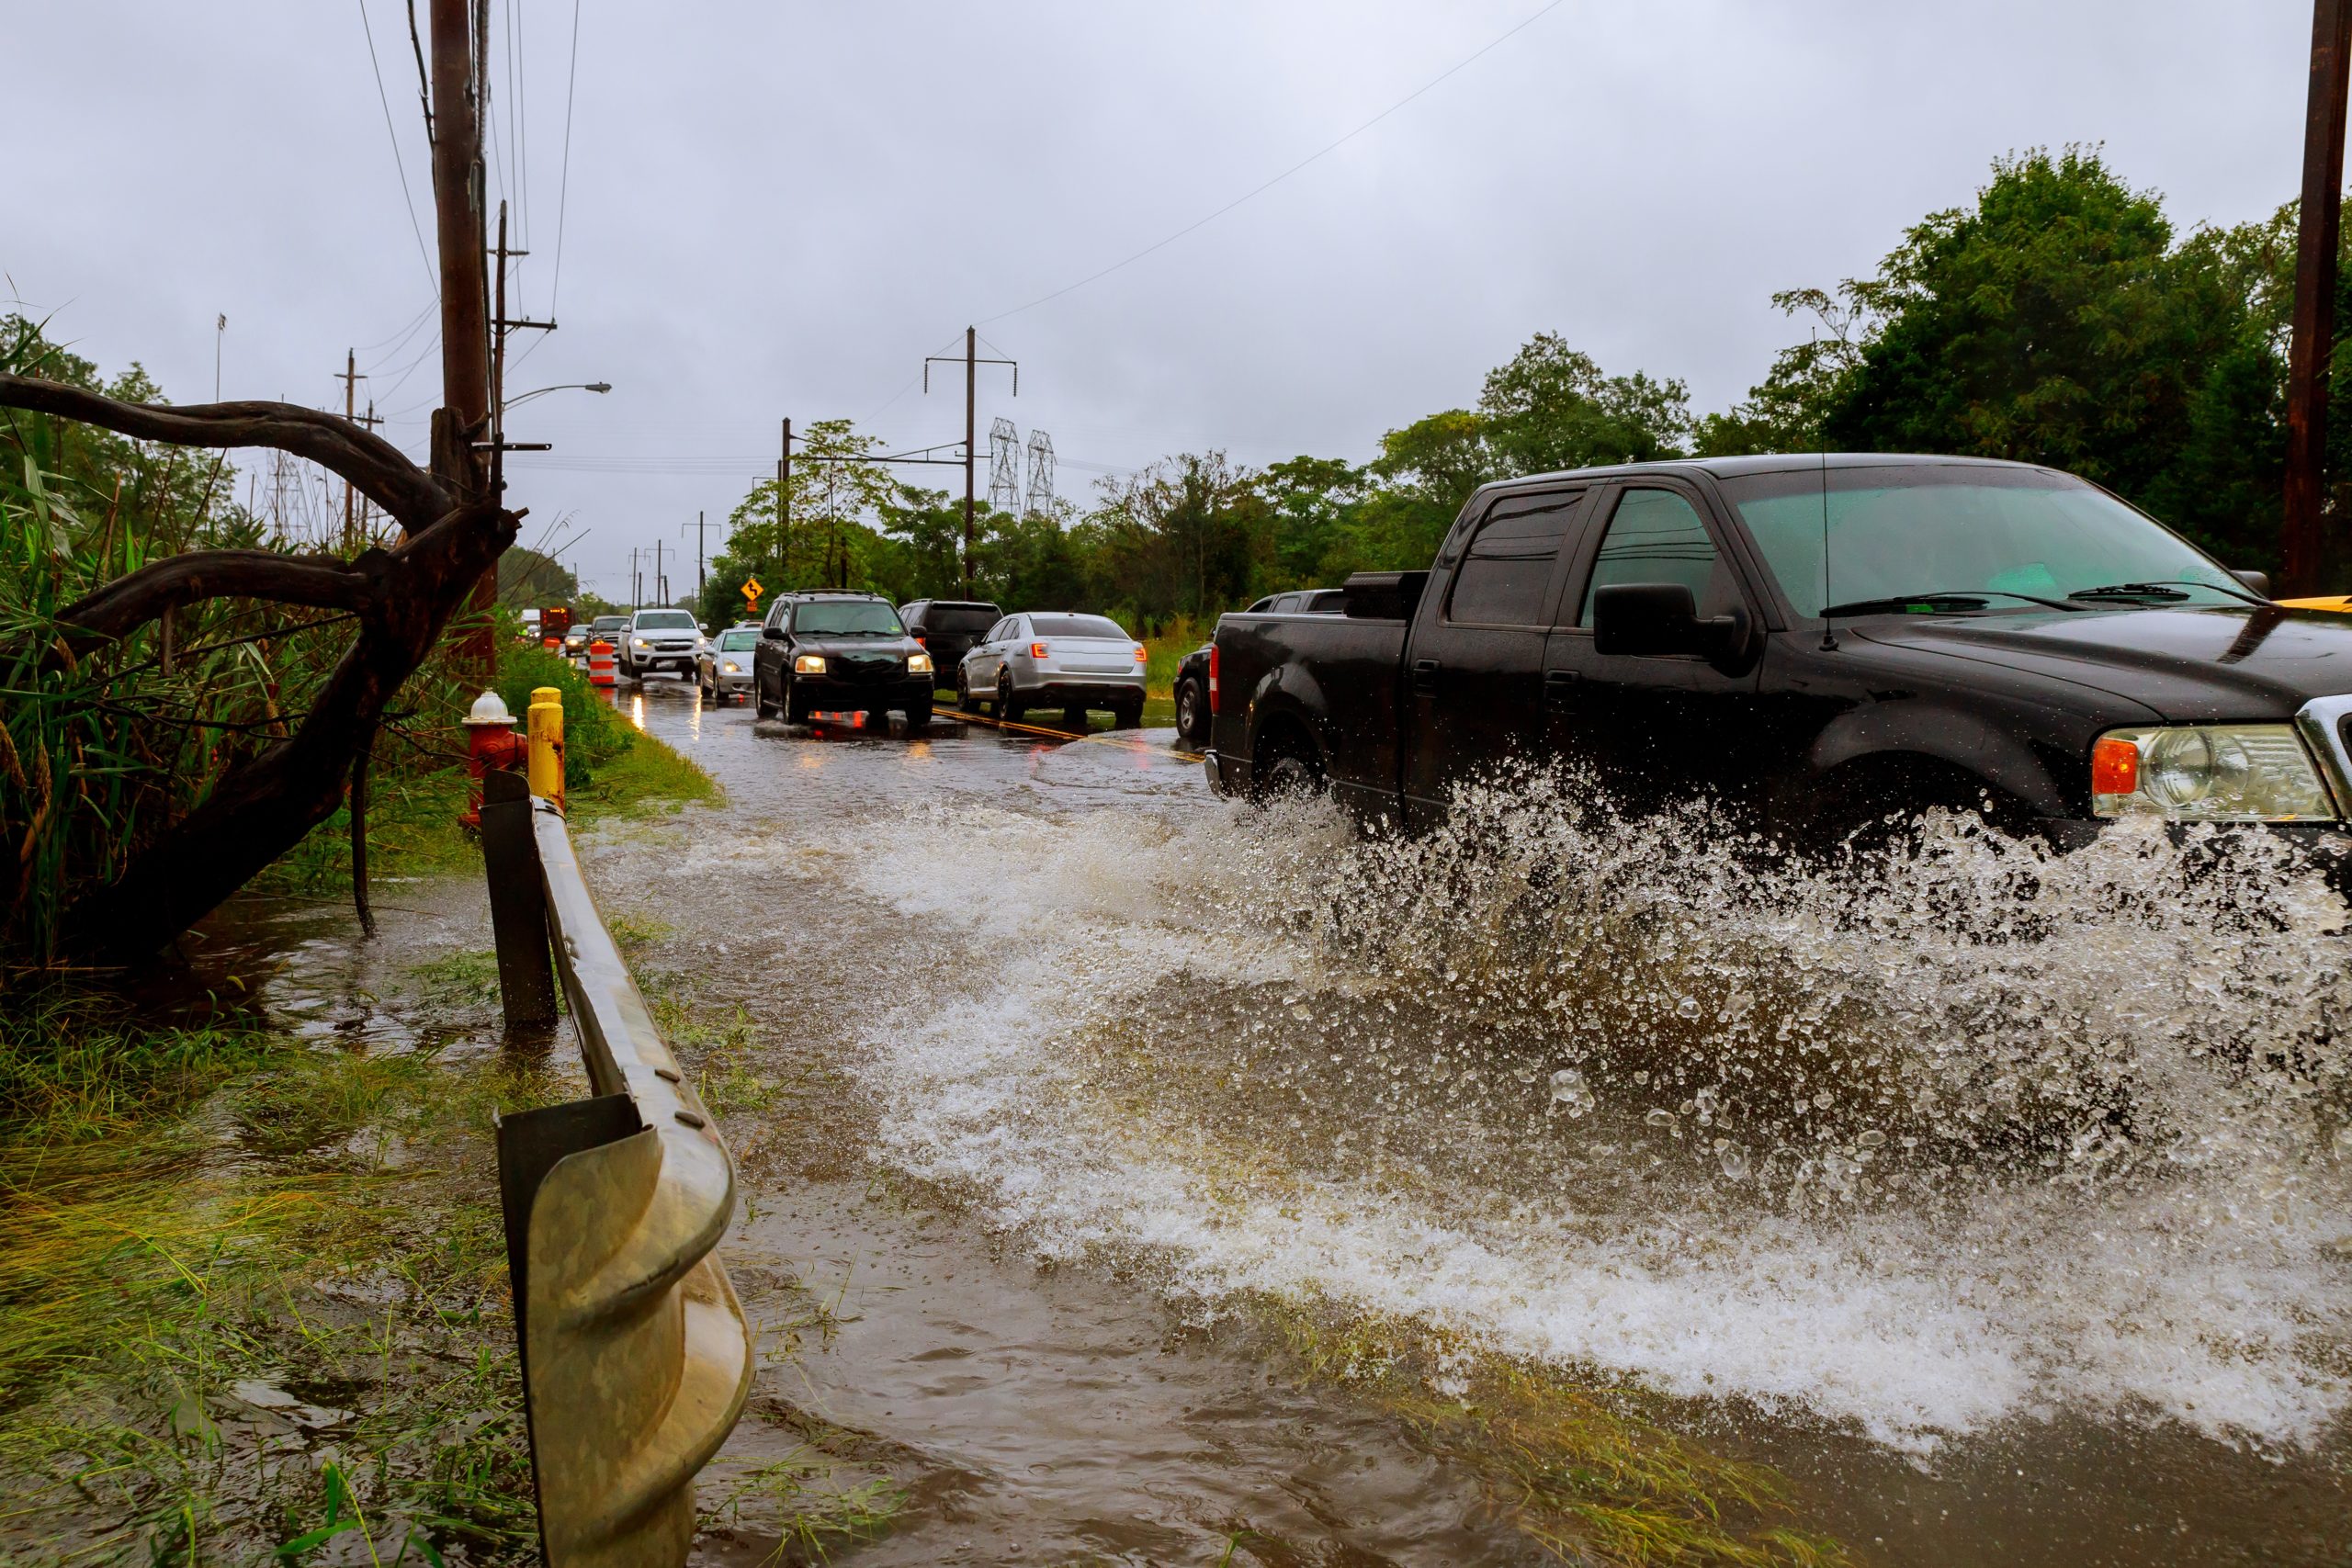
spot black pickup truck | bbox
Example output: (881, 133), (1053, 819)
(1205, 454), (2352, 843)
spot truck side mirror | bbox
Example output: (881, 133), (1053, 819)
(1592, 583), (1749, 663)
(763, 625), (786, 640)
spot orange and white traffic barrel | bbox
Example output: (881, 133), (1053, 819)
(588, 639), (616, 688)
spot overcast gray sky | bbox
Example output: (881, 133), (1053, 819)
(4, 2), (2316, 603)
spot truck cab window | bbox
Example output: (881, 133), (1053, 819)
(1444, 491), (1581, 626)
(1578, 489), (1734, 626)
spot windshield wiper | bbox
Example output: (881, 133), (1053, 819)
(1820, 589), (2080, 617)
(2067, 579), (2266, 606)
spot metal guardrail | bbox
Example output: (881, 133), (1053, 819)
(479, 766), (754, 1565)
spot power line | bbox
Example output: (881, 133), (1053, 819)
(356, 0), (439, 297)
(548, 0), (583, 314)
(975, 0), (1569, 326)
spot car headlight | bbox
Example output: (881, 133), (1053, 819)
(794, 653), (827, 675)
(632, 637), (648, 648)
(721, 660), (741, 673)
(2092, 725), (2336, 820)
(908, 651), (933, 674)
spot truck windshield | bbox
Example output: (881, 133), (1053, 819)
(793, 601), (904, 637)
(1718, 465), (2246, 617)
(635, 611), (696, 630)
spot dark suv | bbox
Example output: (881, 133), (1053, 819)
(752, 592), (935, 728)
(899, 600), (1002, 691)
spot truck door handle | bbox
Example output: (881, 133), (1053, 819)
(1543, 669), (1578, 708)
(1410, 659), (1442, 694)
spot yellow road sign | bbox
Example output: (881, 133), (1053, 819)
(740, 574), (763, 613)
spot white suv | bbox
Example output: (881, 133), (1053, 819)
(619, 608), (703, 681)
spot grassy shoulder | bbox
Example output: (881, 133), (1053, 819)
(0, 976), (558, 1563)
(256, 655), (718, 900)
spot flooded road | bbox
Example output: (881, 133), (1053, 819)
(582, 679), (2351, 1564)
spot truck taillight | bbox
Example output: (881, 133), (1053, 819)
(1208, 643), (1219, 715)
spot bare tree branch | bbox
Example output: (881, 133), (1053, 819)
(58, 549), (383, 646)
(0, 374), (449, 525)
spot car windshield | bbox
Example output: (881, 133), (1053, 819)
(1029, 615), (1130, 639)
(718, 629), (760, 651)
(1717, 464), (2246, 617)
(792, 601), (904, 637)
(926, 604), (1001, 633)
(635, 611), (696, 630)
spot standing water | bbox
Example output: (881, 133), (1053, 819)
(593, 685), (2348, 1563)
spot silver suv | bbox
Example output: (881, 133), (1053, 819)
(618, 608), (703, 681)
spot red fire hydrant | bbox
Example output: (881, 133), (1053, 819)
(462, 690), (528, 828)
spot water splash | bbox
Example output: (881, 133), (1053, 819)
(852, 765), (2352, 1450)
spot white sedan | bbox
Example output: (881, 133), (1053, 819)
(957, 612), (1147, 728)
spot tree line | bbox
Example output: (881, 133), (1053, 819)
(693, 147), (2348, 636)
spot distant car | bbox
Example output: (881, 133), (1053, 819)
(580, 615), (628, 660)
(1172, 591), (1341, 742)
(752, 592), (934, 728)
(618, 608), (703, 681)
(899, 599), (1003, 690)
(958, 612), (1146, 728)
(562, 622), (594, 657)
(697, 623), (762, 705)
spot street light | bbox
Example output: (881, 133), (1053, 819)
(503, 381), (612, 412)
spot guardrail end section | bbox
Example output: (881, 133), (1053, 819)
(499, 1106), (754, 1565)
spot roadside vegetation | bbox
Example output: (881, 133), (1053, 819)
(693, 146), (2343, 642)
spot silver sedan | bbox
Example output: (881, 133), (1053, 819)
(957, 612), (1146, 727)
(697, 624), (763, 705)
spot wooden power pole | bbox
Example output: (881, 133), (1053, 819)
(963, 326), (977, 597)
(2286, 0), (2352, 594)
(336, 348), (365, 549)
(428, 0), (493, 678)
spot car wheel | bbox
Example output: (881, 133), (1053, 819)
(998, 671), (1025, 723)
(1175, 680), (1202, 741)
(905, 698), (933, 732)
(755, 674), (777, 718)
(786, 682), (814, 724)
(1114, 701), (1145, 732)
(956, 668), (977, 712)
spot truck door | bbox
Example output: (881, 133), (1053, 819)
(1543, 482), (1767, 811)
(1402, 487), (1593, 821)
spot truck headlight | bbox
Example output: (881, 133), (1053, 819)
(2091, 725), (2336, 820)
(908, 651), (933, 674)
(632, 637), (649, 649)
(794, 653), (827, 675)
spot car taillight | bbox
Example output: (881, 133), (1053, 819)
(1030, 641), (1049, 659)
(1208, 643), (1219, 715)
(1133, 645), (1148, 663)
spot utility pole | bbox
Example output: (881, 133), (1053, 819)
(2287, 0), (2352, 594)
(336, 348), (367, 550)
(354, 398), (384, 545)
(777, 418), (793, 588)
(630, 547), (640, 611)
(655, 538), (667, 605)
(429, 0), (492, 682)
(688, 511), (707, 604)
(924, 328), (1017, 598)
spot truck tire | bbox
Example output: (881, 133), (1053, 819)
(756, 678), (776, 718)
(1174, 680), (1204, 741)
(904, 698), (933, 732)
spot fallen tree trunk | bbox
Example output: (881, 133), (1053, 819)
(0, 374), (512, 963)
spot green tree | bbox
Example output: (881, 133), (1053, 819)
(1478, 333), (1691, 473)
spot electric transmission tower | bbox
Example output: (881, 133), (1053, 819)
(988, 417), (1021, 514)
(1024, 429), (1056, 518)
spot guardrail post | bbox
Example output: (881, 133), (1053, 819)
(480, 768), (558, 1027)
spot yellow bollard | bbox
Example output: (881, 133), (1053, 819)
(527, 687), (566, 812)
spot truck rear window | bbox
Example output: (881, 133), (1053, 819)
(927, 604), (1001, 633)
